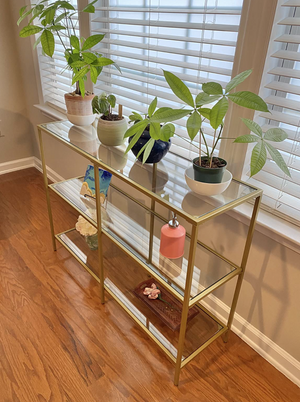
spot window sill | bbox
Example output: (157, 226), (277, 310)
(35, 103), (300, 255)
(34, 104), (66, 121)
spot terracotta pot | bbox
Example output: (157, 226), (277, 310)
(64, 93), (95, 116)
(97, 116), (127, 146)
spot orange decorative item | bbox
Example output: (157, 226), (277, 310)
(160, 213), (186, 259)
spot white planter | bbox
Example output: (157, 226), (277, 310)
(185, 166), (232, 196)
(67, 113), (96, 126)
(97, 117), (127, 146)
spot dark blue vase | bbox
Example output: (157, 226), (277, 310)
(129, 129), (171, 164)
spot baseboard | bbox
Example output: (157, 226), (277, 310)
(0, 157), (35, 175)
(201, 294), (300, 387)
(33, 157), (64, 183)
(2, 158), (299, 388)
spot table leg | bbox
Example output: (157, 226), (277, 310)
(174, 224), (198, 386)
(224, 195), (261, 343)
(38, 128), (56, 252)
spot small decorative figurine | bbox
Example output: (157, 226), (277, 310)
(75, 215), (98, 250)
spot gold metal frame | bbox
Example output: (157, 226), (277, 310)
(38, 122), (262, 386)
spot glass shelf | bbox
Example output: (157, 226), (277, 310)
(41, 120), (260, 223)
(50, 177), (238, 301)
(57, 228), (223, 361)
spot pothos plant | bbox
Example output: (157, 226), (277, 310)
(17, 0), (117, 97)
(124, 69), (290, 177)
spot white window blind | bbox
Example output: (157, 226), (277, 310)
(247, 0), (300, 224)
(91, 0), (244, 160)
(35, 0), (79, 110)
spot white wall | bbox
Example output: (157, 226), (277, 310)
(0, 1), (35, 164)
(7, 0), (300, 386)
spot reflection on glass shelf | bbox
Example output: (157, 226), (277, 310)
(58, 228), (223, 360)
(51, 177), (237, 299)
(42, 120), (259, 221)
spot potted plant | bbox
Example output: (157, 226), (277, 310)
(17, 0), (117, 126)
(124, 97), (186, 163)
(123, 70), (290, 190)
(92, 92), (127, 146)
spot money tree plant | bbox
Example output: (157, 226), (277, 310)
(17, 0), (116, 97)
(124, 69), (290, 177)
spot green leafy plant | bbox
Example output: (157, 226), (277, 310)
(17, 0), (117, 97)
(92, 92), (117, 119)
(124, 69), (290, 177)
(235, 119), (290, 177)
(124, 97), (191, 163)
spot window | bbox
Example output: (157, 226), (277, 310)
(34, 0), (300, 223)
(246, 0), (300, 224)
(36, 0), (79, 109)
(91, 0), (244, 159)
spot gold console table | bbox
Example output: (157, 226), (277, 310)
(38, 120), (262, 385)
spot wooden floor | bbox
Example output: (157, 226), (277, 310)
(0, 168), (299, 402)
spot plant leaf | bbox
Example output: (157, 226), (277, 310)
(33, 35), (42, 49)
(241, 118), (263, 137)
(265, 143), (291, 177)
(17, 9), (33, 26)
(71, 60), (87, 67)
(45, 7), (56, 24)
(82, 52), (97, 63)
(98, 98), (110, 113)
(163, 70), (194, 107)
(92, 57), (114, 67)
(250, 140), (267, 177)
(70, 35), (80, 50)
(19, 25), (43, 37)
(149, 122), (161, 140)
(57, 1), (75, 10)
(92, 96), (100, 113)
(210, 97), (228, 129)
(125, 131), (143, 154)
(148, 97), (157, 118)
(112, 62), (122, 74)
(78, 78), (85, 97)
(199, 108), (211, 120)
(19, 6), (27, 17)
(41, 30), (55, 57)
(129, 112), (143, 122)
(48, 24), (66, 31)
(225, 69), (252, 93)
(124, 120), (149, 139)
(54, 12), (67, 24)
(90, 65), (98, 84)
(82, 34), (105, 51)
(228, 91), (269, 112)
(195, 92), (221, 107)
(234, 135), (260, 143)
(107, 94), (116, 108)
(264, 128), (288, 142)
(202, 82), (223, 95)
(72, 66), (89, 85)
(151, 108), (191, 123)
(160, 123), (175, 141)
(82, 0), (97, 12)
(142, 138), (155, 164)
(187, 111), (201, 141)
